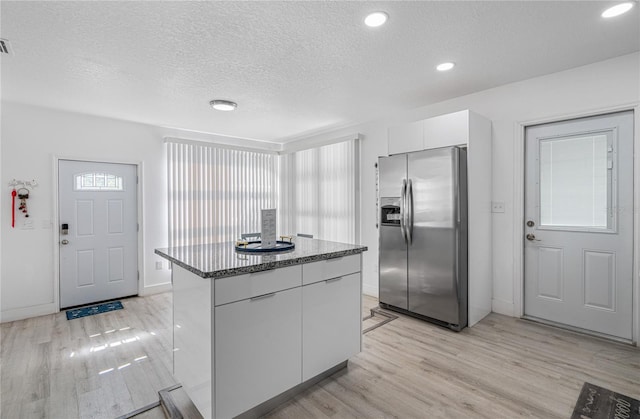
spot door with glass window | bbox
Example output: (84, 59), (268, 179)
(59, 160), (138, 308)
(524, 111), (633, 340)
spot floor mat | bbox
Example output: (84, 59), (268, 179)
(66, 301), (124, 320)
(571, 382), (640, 419)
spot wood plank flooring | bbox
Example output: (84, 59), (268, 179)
(265, 295), (639, 419)
(2, 293), (638, 419)
(1, 293), (176, 419)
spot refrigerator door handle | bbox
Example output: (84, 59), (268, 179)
(407, 179), (413, 245)
(453, 149), (461, 294)
(400, 179), (407, 243)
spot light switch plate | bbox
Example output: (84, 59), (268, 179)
(491, 202), (505, 213)
(155, 261), (163, 270)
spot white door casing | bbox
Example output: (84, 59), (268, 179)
(59, 160), (138, 308)
(524, 111), (634, 340)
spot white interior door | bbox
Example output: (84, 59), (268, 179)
(524, 111), (634, 341)
(59, 160), (138, 308)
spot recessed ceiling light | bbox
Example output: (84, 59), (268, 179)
(210, 100), (237, 111)
(364, 12), (388, 27)
(436, 62), (455, 72)
(601, 2), (634, 18)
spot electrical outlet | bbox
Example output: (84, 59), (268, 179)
(21, 219), (35, 230)
(491, 201), (505, 213)
(155, 261), (163, 270)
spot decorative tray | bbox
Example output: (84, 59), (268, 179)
(234, 240), (295, 253)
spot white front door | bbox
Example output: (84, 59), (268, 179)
(59, 160), (138, 308)
(524, 111), (634, 341)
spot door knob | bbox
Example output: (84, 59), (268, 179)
(525, 234), (540, 242)
(61, 239), (69, 245)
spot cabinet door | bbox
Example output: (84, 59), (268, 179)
(302, 272), (361, 381)
(173, 265), (213, 419)
(423, 110), (469, 149)
(388, 120), (424, 155)
(215, 287), (302, 419)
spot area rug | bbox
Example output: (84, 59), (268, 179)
(571, 382), (640, 419)
(66, 301), (124, 320)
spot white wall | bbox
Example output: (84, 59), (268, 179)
(288, 52), (640, 316)
(0, 103), (163, 321)
(0, 102), (274, 323)
(2, 53), (638, 323)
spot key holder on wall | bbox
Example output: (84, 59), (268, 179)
(8, 179), (38, 228)
(17, 188), (30, 218)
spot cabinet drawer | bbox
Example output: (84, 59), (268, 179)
(303, 254), (360, 285)
(215, 265), (302, 306)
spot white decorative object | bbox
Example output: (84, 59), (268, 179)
(261, 208), (277, 248)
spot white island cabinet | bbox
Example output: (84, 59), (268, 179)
(156, 238), (367, 419)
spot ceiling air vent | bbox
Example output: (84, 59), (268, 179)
(0, 39), (12, 55)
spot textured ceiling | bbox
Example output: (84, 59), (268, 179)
(1, 1), (638, 143)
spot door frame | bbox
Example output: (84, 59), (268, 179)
(52, 155), (144, 311)
(513, 103), (640, 345)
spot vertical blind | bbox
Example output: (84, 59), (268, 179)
(167, 141), (278, 247)
(167, 138), (359, 247)
(279, 140), (359, 243)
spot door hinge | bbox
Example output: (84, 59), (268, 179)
(137, 223), (139, 232)
(137, 271), (140, 281)
(136, 176), (139, 184)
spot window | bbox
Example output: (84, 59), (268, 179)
(74, 172), (123, 191)
(539, 131), (614, 231)
(167, 142), (278, 247)
(166, 138), (360, 247)
(278, 139), (359, 244)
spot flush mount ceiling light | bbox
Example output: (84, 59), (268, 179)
(210, 100), (237, 111)
(601, 2), (634, 18)
(436, 62), (456, 72)
(364, 11), (388, 27)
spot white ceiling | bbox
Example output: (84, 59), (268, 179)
(1, 1), (638, 143)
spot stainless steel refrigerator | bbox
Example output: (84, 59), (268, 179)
(378, 146), (468, 331)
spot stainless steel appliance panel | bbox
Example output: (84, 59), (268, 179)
(407, 148), (460, 323)
(378, 154), (407, 198)
(379, 197), (408, 309)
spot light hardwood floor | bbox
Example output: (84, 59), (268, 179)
(266, 295), (639, 419)
(1, 293), (638, 419)
(1, 293), (176, 419)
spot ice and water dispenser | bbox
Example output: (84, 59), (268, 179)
(380, 198), (402, 226)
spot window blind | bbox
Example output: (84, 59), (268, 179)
(167, 138), (359, 247)
(167, 141), (278, 247)
(278, 139), (359, 244)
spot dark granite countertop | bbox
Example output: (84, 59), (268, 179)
(155, 237), (368, 279)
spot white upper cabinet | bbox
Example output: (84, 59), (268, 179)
(423, 110), (469, 149)
(388, 120), (424, 155)
(388, 110), (478, 154)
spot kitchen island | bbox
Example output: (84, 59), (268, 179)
(155, 237), (367, 419)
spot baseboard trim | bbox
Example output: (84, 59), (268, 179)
(362, 282), (378, 298)
(140, 282), (172, 296)
(1, 302), (58, 323)
(492, 298), (515, 316)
